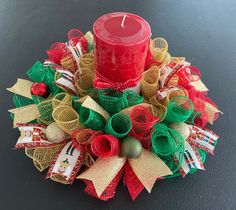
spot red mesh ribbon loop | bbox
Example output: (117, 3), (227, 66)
(176, 66), (220, 127)
(46, 29), (88, 73)
(67, 29), (88, 53)
(71, 129), (101, 155)
(47, 42), (66, 65)
(130, 105), (159, 132)
(129, 105), (159, 149)
(94, 74), (141, 91)
(177, 66), (201, 86)
(91, 134), (120, 157)
(124, 162), (144, 200)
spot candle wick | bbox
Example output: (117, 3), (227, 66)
(121, 15), (127, 28)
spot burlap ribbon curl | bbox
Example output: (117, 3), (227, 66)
(141, 66), (160, 100)
(25, 144), (64, 172)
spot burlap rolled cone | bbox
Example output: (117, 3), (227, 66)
(149, 96), (167, 122)
(162, 88), (189, 107)
(52, 105), (83, 135)
(61, 55), (77, 73)
(75, 73), (94, 97)
(161, 52), (171, 67)
(52, 92), (72, 109)
(25, 144), (64, 172)
(141, 66), (160, 101)
(79, 53), (95, 71)
(150, 37), (168, 63)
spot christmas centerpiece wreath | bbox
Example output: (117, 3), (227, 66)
(7, 12), (222, 200)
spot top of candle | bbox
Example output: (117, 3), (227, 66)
(93, 12), (151, 45)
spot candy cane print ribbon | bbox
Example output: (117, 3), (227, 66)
(55, 72), (76, 95)
(15, 123), (68, 148)
(159, 59), (190, 88)
(159, 61), (182, 88)
(65, 40), (83, 69)
(175, 141), (204, 177)
(45, 61), (77, 95)
(46, 141), (84, 184)
(187, 125), (219, 155)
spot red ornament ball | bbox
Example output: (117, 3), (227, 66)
(31, 82), (50, 98)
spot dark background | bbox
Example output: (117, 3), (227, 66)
(0, 0), (235, 209)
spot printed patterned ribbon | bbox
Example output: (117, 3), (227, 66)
(174, 124), (218, 177)
(44, 60), (77, 95)
(15, 123), (69, 148)
(65, 40), (83, 70)
(187, 125), (219, 155)
(46, 141), (84, 184)
(176, 140), (205, 177)
(159, 60), (185, 88)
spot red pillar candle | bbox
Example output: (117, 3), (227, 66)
(93, 12), (151, 91)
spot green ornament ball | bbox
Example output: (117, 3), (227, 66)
(46, 122), (67, 143)
(121, 137), (142, 159)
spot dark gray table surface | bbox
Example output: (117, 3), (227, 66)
(0, 0), (235, 209)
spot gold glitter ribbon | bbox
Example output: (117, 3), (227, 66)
(77, 149), (172, 196)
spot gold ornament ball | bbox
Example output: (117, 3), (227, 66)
(169, 122), (190, 140)
(46, 122), (67, 143)
(121, 137), (142, 159)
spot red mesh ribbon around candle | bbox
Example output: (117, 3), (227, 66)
(83, 166), (124, 201)
(91, 134), (120, 157)
(47, 29), (88, 73)
(93, 73), (141, 91)
(129, 105), (160, 149)
(176, 66), (220, 127)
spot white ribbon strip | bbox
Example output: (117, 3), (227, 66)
(66, 41), (83, 68)
(16, 124), (67, 148)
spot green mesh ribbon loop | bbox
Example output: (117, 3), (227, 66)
(72, 96), (81, 114)
(151, 123), (184, 156)
(27, 61), (63, 95)
(79, 107), (106, 131)
(151, 123), (185, 175)
(13, 94), (34, 107)
(98, 89), (143, 115)
(122, 90), (144, 107)
(185, 111), (201, 125)
(105, 113), (132, 139)
(164, 96), (194, 123)
(98, 89), (124, 115)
